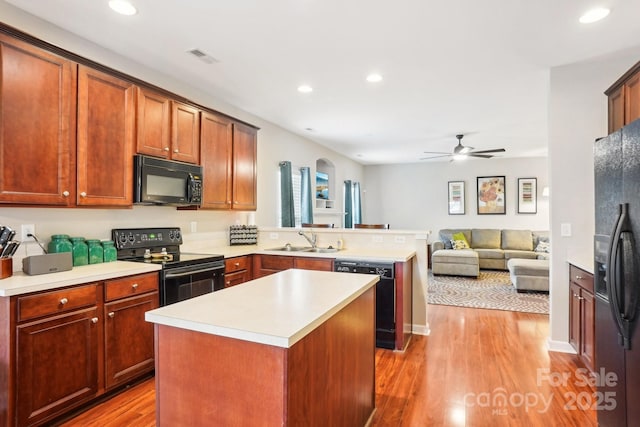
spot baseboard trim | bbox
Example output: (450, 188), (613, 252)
(546, 338), (577, 354)
(412, 323), (430, 336)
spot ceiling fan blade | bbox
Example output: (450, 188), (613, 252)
(420, 154), (453, 160)
(423, 151), (451, 155)
(470, 148), (506, 154)
(468, 153), (493, 159)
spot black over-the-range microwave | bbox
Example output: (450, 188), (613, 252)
(134, 154), (203, 206)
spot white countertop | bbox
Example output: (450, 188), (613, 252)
(0, 261), (162, 297)
(145, 269), (378, 348)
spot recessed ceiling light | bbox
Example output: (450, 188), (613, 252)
(579, 7), (610, 24)
(297, 85), (313, 93)
(366, 73), (383, 83)
(109, 0), (137, 16)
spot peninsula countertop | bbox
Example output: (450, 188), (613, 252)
(145, 269), (379, 348)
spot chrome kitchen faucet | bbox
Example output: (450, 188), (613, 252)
(298, 231), (317, 248)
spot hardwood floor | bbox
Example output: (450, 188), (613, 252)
(60, 305), (596, 427)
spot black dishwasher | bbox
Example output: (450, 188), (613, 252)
(334, 260), (395, 349)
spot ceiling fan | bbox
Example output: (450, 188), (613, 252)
(420, 134), (505, 161)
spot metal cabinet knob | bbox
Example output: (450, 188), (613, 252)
(226, 281), (231, 286)
(132, 283), (139, 289)
(91, 317), (99, 324)
(62, 191), (70, 197)
(80, 192), (87, 198)
(108, 312), (115, 318)
(60, 297), (68, 305)
(234, 262), (240, 267)
(575, 275), (583, 280)
(164, 147), (170, 151)
(173, 149), (179, 153)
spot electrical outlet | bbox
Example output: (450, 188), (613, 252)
(190, 221), (197, 233)
(269, 233), (279, 240)
(394, 235), (406, 244)
(372, 235), (384, 243)
(21, 224), (35, 241)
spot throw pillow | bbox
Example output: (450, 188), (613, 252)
(451, 239), (470, 250)
(451, 232), (469, 246)
(535, 241), (550, 253)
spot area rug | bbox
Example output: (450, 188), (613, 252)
(427, 270), (549, 314)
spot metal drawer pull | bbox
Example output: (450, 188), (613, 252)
(234, 262), (240, 267)
(60, 298), (68, 305)
(108, 312), (115, 318)
(91, 317), (99, 324)
(575, 275), (583, 280)
(132, 283), (139, 289)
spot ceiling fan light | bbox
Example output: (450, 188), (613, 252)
(460, 146), (472, 154)
(453, 154), (467, 161)
(579, 7), (610, 24)
(109, 0), (137, 15)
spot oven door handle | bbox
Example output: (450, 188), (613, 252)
(164, 265), (224, 279)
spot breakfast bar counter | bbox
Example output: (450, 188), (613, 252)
(145, 269), (378, 427)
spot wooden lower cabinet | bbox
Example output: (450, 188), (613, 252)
(224, 255), (252, 288)
(569, 264), (595, 372)
(16, 307), (100, 427)
(0, 272), (159, 427)
(252, 254), (333, 279)
(104, 292), (157, 390)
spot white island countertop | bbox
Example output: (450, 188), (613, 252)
(145, 269), (378, 348)
(0, 261), (162, 297)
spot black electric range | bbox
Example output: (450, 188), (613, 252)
(112, 227), (225, 306)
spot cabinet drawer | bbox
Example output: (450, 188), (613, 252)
(294, 257), (334, 271)
(225, 270), (251, 288)
(225, 256), (250, 274)
(260, 255), (294, 271)
(105, 272), (159, 302)
(18, 284), (98, 322)
(570, 265), (594, 293)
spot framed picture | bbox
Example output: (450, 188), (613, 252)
(477, 176), (506, 215)
(448, 181), (465, 215)
(518, 177), (537, 214)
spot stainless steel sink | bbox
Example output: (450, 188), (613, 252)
(266, 245), (313, 252)
(265, 245), (339, 253)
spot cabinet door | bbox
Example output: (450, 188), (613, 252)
(171, 101), (200, 164)
(104, 292), (158, 390)
(232, 123), (257, 210)
(136, 87), (171, 158)
(581, 290), (595, 372)
(200, 111), (233, 209)
(77, 65), (135, 206)
(16, 307), (99, 426)
(0, 33), (76, 206)
(294, 257), (334, 271)
(608, 85), (625, 134)
(625, 73), (640, 126)
(253, 255), (293, 278)
(569, 282), (581, 352)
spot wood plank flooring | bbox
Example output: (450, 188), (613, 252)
(59, 304), (596, 427)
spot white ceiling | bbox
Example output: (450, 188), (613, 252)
(5, 0), (640, 164)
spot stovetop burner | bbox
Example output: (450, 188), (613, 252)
(112, 227), (224, 269)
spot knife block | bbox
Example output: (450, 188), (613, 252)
(0, 257), (13, 279)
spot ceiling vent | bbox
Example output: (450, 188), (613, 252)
(186, 48), (219, 64)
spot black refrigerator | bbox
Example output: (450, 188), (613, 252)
(594, 118), (640, 427)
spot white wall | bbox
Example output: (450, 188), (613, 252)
(363, 157), (549, 236)
(0, 3), (364, 264)
(547, 47), (640, 349)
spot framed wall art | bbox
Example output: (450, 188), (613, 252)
(477, 176), (505, 215)
(448, 181), (465, 215)
(517, 177), (537, 214)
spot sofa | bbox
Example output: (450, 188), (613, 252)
(431, 228), (549, 275)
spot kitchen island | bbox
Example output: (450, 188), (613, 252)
(145, 268), (378, 427)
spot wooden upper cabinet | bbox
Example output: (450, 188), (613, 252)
(624, 72), (640, 126)
(200, 111), (233, 209)
(77, 65), (135, 206)
(232, 122), (258, 210)
(607, 60), (640, 133)
(136, 87), (171, 159)
(171, 101), (200, 164)
(136, 87), (200, 164)
(0, 33), (77, 206)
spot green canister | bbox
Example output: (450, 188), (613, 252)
(86, 239), (103, 264)
(70, 237), (89, 266)
(48, 234), (72, 254)
(102, 240), (117, 262)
